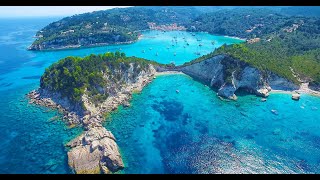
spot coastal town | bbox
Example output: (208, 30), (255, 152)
(147, 22), (186, 31)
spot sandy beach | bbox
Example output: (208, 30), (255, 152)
(155, 71), (185, 76)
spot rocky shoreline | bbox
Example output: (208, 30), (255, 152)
(174, 55), (301, 100)
(27, 65), (156, 174)
(28, 39), (140, 51)
(28, 89), (81, 126)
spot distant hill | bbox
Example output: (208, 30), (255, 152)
(31, 6), (320, 94)
(28, 6), (204, 50)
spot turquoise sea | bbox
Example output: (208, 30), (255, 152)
(0, 17), (319, 174)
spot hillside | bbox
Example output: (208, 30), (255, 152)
(28, 6), (203, 50)
(29, 6), (320, 90)
(29, 7), (320, 51)
(182, 18), (320, 91)
(39, 52), (162, 116)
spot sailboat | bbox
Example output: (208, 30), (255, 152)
(174, 52), (176, 56)
(195, 45), (201, 55)
(155, 52), (159, 56)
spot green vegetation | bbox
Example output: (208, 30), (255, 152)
(187, 8), (303, 39)
(183, 19), (320, 85)
(30, 6), (206, 50)
(31, 6), (320, 50)
(40, 52), (161, 104)
(36, 6), (320, 90)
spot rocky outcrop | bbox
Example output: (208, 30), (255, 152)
(28, 63), (157, 174)
(176, 54), (299, 100)
(178, 55), (225, 87)
(80, 64), (157, 120)
(268, 72), (299, 91)
(66, 126), (124, 174)
(28, 89), (81, 125)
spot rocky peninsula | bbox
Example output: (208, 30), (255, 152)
(28, 53), (160, 174)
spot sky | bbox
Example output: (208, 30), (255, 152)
(0, 6), (131, 17)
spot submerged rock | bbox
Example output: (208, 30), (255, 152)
(260, 98), (267, 102)
(271, 109), (278, 115)
(272, 128), (281, 135)
(240, 111), (248, 117)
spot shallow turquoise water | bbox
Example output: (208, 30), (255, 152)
(0, 84), (82, 174)
(105, 74), (320, 174)
(1, 17), (320, 174)
(0, 17), (245, 174)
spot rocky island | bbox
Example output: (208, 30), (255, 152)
(27, 52), (165, 173)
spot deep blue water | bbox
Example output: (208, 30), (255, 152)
(0, 17), (319, 174)
(105, 74), (320, 174)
